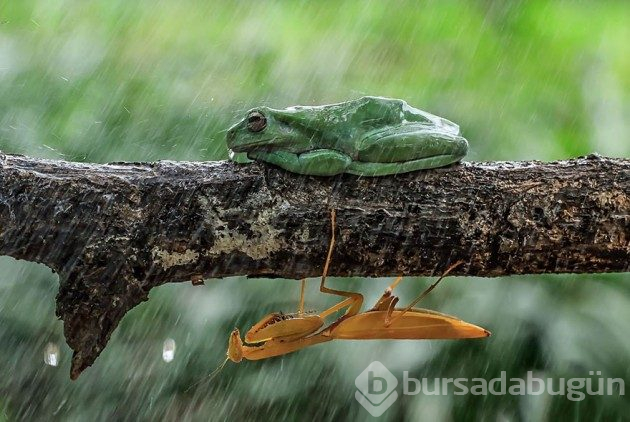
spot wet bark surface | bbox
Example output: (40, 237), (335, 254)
(0, 152), (628, 378)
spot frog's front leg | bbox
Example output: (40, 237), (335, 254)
(248, 149), (352, 176)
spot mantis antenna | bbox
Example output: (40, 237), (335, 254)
(184, 356), (229, 393)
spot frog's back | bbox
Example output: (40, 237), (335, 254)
(352, 96), (460, 133)
(284, 96), (457, 132)
(274, 96), (462, 156)
(289, 96), (414, 128)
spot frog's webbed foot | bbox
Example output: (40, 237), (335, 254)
(248, 149), (351, 176)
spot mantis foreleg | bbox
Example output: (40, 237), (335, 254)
(318, 209), (364, 319)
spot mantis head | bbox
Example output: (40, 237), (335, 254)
(227, 328), (244, 363)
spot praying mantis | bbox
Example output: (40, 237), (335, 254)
(226, 210), (490, 364)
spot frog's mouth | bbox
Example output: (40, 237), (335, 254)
(225, 125), (275, 152)
(225, 127), (278, 151)
(228, 140), (279, 153)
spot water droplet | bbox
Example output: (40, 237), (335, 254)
(44, 343), (60, 367)
(162, 338), (176, 363)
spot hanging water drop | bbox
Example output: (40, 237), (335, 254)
(162, 338), (176, 363)
(44, 343), (60, 367)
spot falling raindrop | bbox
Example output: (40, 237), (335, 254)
(44, 343), (60, 367)
(162, 338), (176, 363)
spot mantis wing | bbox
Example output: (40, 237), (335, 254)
(245, 313), (324, 343)
(327, 309), (490, 340)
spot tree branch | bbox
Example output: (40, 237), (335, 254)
(0, 152), (628, 378)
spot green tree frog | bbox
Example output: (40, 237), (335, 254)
(226, 96), (468, 176)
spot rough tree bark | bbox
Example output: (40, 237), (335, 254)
(0, 152), (628, 379)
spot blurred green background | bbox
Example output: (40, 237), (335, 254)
(0, 1), (628, 420)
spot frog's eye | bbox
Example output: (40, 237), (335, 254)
(247, 111), (267, 132)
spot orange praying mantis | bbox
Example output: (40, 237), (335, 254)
(225, 209), (490, 364)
